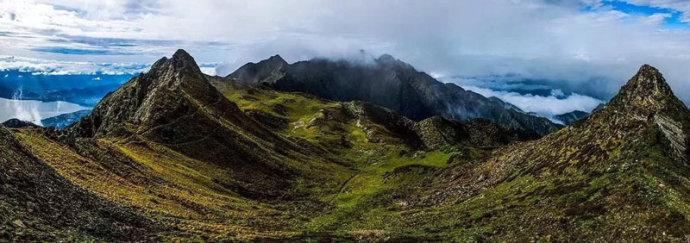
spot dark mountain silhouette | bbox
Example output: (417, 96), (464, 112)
(227, 54), (560, 136)
(554, 110), (589, 125)
(41, 110), (92, 129)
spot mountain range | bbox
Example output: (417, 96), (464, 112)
(1, 50), (689, 241)
(228, 54), (561, 136)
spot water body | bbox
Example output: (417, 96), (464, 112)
(0, 97), (89, 126)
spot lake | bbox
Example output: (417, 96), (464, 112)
(0, 97), (89, 126)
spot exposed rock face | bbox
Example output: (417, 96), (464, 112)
(605, 64), (690, 160)
(554, 110), (589, 125)
(226, 54), (560, 136)
(0, 125), (156, 241)
(443, 64), (690, 188)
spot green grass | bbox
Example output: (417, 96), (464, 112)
(16, 82), (690, 241)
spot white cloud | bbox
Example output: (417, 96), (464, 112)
(0, 97), (88, 125)
(1, 0), (690, 104)
(0, 56), (147, 75)
(463, 85), (603, 121)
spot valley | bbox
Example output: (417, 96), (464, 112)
(2, 50), (690, 241)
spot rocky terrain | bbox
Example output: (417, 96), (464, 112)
(2, 50), (689, 241)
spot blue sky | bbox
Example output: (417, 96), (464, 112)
(597, 0), (688, 28)
(3, 0), (690, 118)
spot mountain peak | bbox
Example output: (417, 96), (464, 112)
(267, 54), (287, 64)
(607, 64), (683, 115)
(149, 49), (201, 75)
(226, 54), (288, 85)
(377, 54), (396, 62)
(172, 49), (195, 63)
(69, 49), (217, 138)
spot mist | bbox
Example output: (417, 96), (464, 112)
(0, 97), (89, 125)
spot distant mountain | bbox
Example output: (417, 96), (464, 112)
(554, 110), (589, 125)
(41, 110), (91, 129)
(0, 70), (131, 106)
(228, 55), (288, 86)
(227, 54), (560, 136)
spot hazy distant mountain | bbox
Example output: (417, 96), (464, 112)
(554, 110), (590, 125)
(0, 70), (131, 106)
(41, 110), (91, 129)
(227, 54), (560, 136)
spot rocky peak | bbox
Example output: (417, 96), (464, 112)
(377, 54), (396, 62)
(265, 54), (287, 65)
(69, 49), (223, 138)
(587, 65), (690, 161)
(607, 64), (686, 117)
(375, 54), (412, 69)
(148, 49), (204, 83)
(227, 54), (288, 85)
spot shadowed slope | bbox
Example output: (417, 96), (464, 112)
(69, 50), (347, 198)
(0, 125), (158, 241)
(413, 65), (690, 241)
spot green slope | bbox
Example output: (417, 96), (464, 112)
(5, 51), (689, 241)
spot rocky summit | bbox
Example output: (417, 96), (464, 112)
(2, 50), (690, 241)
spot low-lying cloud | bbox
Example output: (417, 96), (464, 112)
(463, 85), (603, 122)
(0, 97), (88, 125)
(2, 0), (690, 105)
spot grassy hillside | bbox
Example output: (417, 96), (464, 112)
(6, 54), (688, 241)
(11, 79), (468, 240)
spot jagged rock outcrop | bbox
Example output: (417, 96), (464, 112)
(226, 54), (560, 136)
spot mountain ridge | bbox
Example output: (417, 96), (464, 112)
(226, 54), (561, 136)
(415, 64), (690, 240)
(3, 49), (690, 241)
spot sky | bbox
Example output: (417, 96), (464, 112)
(2, 0), (690, 119)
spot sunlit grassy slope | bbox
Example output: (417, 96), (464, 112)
(13, 81), (465, 240)
(16, 75), (688, 241)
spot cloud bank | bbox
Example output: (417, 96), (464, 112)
(463, 85), (603, 122)
(2, 0), (690, 116)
